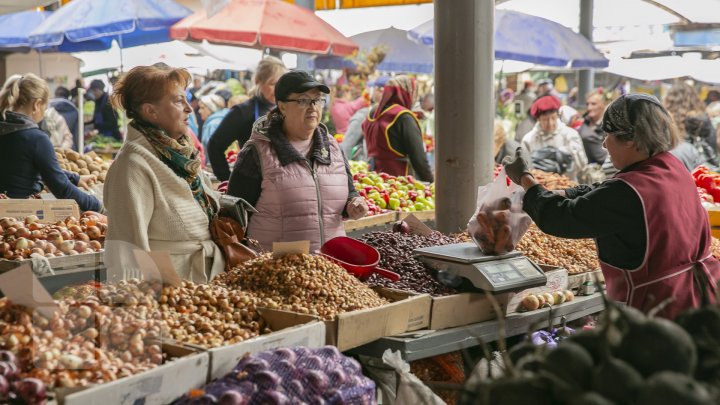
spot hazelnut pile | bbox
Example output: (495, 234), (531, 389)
(214, 254), (389, 320)
(515, 225), (599, 274)
(531, 170), (578, 190)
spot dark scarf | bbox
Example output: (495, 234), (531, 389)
(131, 119), (216, 220)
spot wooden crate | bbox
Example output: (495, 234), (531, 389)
(0, 251), (104, 273)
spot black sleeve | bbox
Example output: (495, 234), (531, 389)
(564, 184), (595, 199)
(64, 171), (80, 185)
(339, 150), (359, 218)
(34, 135), (101, 212)
(226, 145), (262, 208)
(208, 105), (249, 182)
(96, 102), (120, 139)
(391, 113), (434, 182)
(523, 180), (641, 239)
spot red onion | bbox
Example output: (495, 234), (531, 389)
(218, 390), (248, 405)
(0, 362), (18, 379)
(14, 378), (47, 405)
(0, 375), (9, 398)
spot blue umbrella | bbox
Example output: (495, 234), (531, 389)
(311, 27), (434, 73)
(0, 10), (52, 51)
(408, 9), (608, 68)
(28, 0), (191, 53)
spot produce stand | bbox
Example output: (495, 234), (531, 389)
(344, 210), (435, 237)
(0, 252), (106, 295)
(348, 293), (604, 361)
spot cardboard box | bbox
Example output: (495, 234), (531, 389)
(708, 207), (720, 227)
(0, 251), (104, 273)
(263, 288), (431, 351)
(429, 292), (509, 330)
(57, 343), (209, 405)
(505, 267), (569, 314)
(206, 310), (326, 380)
(567, 269), (605, 291)
(0, 199), (79, 224)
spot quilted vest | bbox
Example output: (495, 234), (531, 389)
(246, 132), (349, 252)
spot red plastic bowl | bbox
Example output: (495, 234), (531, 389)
(320, 236), (401, 282)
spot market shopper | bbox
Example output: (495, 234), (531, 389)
(103, 64), (224, 282)
(227, 70), (368, 252)
(87, 79), (121, 140)
(665, 83), (717, 153)
(521, 95), (588, 181)
(362, 76), (434, 182)
(198, 94), (228, 163)
(208, 57), (287, 182)
(0, 74), (102, 212)
(504, 93), (720, 319)
(578, 90), (609, 164)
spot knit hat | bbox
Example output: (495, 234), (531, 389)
(530, 95), (561, 118)
(200, 94), (225, 113)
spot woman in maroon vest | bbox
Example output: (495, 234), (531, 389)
(504, 93), (720, 319)
(362, 76), (433, 182)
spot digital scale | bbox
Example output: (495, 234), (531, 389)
(414, 242), (547, 293)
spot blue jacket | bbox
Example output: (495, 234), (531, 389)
(0, 111), (101, 211)
(201, 109), (229, 164)
(50, 98), (80, 150)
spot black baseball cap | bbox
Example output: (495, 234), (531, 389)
(275, 70), (330, 102)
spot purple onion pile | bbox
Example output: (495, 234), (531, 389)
(0, 350), (47, 405)
(175, 346), (375, 404)
(359, 230), (460, 296)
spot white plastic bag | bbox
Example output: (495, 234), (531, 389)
(382, 349), (445, 405)
(467, 168), (532, 254)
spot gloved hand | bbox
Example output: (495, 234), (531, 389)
(502, 147), (534, 185)
(346, 197), (369, 220)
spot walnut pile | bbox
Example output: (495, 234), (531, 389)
(515, 225), (599, 274)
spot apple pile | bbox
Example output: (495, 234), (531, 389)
(0, 213), (106, 261)
(352, 171), (435, 215)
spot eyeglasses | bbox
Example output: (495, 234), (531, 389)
(283, 98), (326, 108)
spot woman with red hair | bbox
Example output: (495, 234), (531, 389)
(362, 76), (433, 181)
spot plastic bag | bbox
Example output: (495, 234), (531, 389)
(467, 168), (532, 254)
(382, 349), (445, 405)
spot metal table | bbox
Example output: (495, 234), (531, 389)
(349, 293), (604, 361)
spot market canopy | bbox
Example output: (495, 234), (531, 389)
(0, 9), (51, 51)
(28, 0), (191, 52)
(170, 0), (358, 56)
(408, 10), (609, 68)
(310, 27), (433, 73)
(286, 0), (431, 10)
(604, 55), (720, 84)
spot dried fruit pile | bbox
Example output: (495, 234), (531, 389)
(515, 225), (599, 274)
(359, 230), (460, 296)
(0, 214), (106, 261)
(214, 254), (389, 320)
(530, 170), (577, 190)
(55, 149), (109, 183)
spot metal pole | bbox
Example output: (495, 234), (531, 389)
(295, 0), (315, 70)
(435, 0), (495, 233)
(578, 0), (594, 107)
(37, 50), (43, 77)
(77, 87), (85, 155)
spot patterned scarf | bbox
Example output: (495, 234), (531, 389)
(372, 75), (417, 119)
(131, 119), (216, 221)
(602, 93), (666, 136)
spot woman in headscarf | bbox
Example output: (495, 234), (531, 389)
(103, 65), (224, 282)
(361, 76), (433, 181)
(504, 93), (720, 319)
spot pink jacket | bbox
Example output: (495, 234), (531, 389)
(330, 97), (368, 135)
(245, 120), (349, 252)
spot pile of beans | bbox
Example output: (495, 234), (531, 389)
(359, 231), (460, 296)
(214, 253), (389, 320)
(515, 224), (599, 273)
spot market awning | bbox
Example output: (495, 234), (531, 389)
(284, 0), (431, 10)
(604, 55), (720, 84)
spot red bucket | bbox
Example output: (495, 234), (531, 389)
(320, 236), (401, 282)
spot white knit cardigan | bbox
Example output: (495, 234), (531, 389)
(103, 125), (224, 283)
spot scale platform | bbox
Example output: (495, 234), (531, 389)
(414, 242), (547, 293)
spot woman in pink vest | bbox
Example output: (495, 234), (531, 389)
(226, 71), (369, 252)
(504, 93), (720, 319)
(362, 76), (434, 182)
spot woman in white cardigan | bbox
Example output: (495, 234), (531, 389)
(103, 64), (224, 283)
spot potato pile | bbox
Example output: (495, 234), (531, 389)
(462, 300), (720, 404)
(519, 290), (575, 312)
(0, 214), (106, 261)
(55, 149), (110, 183)
(214, 253), (389, 320)
(531, 170), (577, 190)
(515, 225), (599, 274)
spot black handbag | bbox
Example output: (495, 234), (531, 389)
(531, 146), (574, 175)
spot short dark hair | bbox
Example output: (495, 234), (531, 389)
(89, 79), (105, 92)
(54, 86), (70, 99)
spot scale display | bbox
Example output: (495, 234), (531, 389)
(414, 242), (547, 293)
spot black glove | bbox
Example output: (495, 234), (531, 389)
(502, 147), (533, 185)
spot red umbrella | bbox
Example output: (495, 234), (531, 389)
(170, 0), (358, 56)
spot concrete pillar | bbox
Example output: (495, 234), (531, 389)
(578, 0), (594, 107)
(295, 0), (315, 70)
(435, 0), (495, 233)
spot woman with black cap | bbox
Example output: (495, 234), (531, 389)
(503, 93), (720, 319)
(226, 70), (368, 252)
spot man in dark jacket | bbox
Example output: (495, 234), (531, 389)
(88, 79), (120, 140)
(578, 90), (609, 164)
(50, 86), (80, 151)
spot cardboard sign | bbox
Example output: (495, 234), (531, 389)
(272, 241), (310, 258)
(404, 213), (434, 237)
(133, 250), (182, 287)
(0, 199), (79, 224)
(0, 264), (59, 318)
